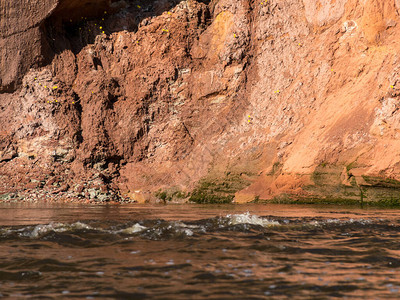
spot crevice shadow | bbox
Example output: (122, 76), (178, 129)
(41, 0), (211, 60)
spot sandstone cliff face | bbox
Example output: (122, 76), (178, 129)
(1, 0), (400, 204)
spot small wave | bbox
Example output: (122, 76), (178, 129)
(22, 222), (92, 238)
(21, 222), (148, 238)
(140, 221), (197, 239)
(310, 218), (373, 227)
(226, 212), (280, 227)
(119, 223), (147, 234)
(0, 214), (280, 241)
(1, 215), (390, 242)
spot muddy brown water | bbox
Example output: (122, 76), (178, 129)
(1, 203), (400, 299)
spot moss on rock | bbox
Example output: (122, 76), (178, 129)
(189, 173), (252, 204)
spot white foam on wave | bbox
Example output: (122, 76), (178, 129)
(165, 222), (195, 236)
(27, 222), (92, 238)
(312, 218), (373, 227)
(120, 223), (147, 234)
(226, 212), (280, 227)
(182, 228), (193, 236)
(173, 222), (200, 236)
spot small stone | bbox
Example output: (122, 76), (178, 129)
(88, 188), (98, 199)
(97, 193), (108, 202)
(75, 184), (84, 193)
(51, 184), (69, 194)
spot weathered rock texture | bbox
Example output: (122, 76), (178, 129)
(1, 0), (400, 204)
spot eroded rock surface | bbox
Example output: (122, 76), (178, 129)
(1, 0), (400, 204)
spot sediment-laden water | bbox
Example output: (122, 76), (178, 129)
(1, 203), (400, 299)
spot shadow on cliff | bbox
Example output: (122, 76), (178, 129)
(41, 0), (212, 58)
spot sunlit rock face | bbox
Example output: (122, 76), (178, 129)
(1, 0), (400, 204)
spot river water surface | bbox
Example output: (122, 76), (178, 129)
(1, 203), (400, 299)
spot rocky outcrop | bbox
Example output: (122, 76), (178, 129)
(1, 0), (400, 204)
(0, 0), (56, 92)
(0, 0), (117, 92)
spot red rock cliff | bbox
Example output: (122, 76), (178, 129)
(1, 0), (400, 204)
